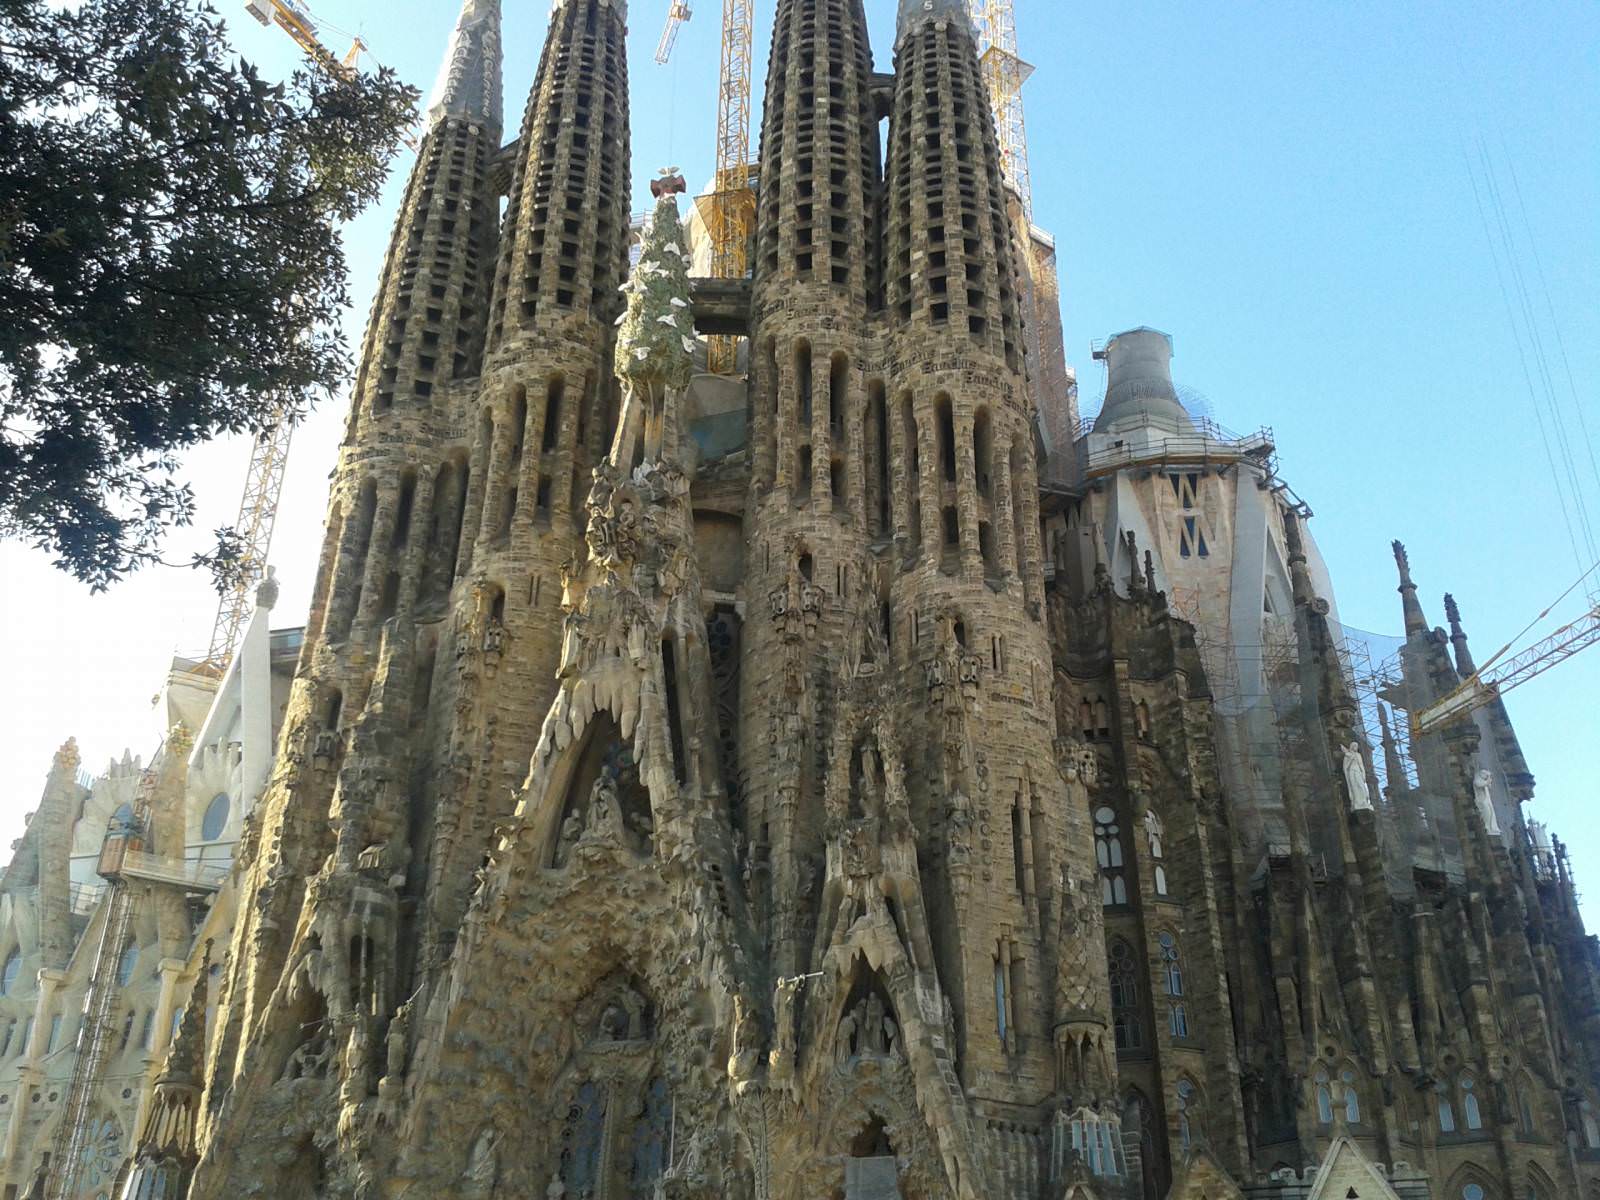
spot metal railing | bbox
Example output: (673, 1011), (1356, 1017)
(1080, 425), (1275, 479)
(118, 851), (228, 893)
(68, 882), (105, 917)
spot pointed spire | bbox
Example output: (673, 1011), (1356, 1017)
(1284, 510), (1315, 605)
(1392, 540), (1428, 637)
(425, 0), (502, 137)
(1444, 593), (1477, 676)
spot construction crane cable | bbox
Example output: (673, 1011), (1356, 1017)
(1461, 142), (1588, 578)
(1500, 137), (1600, 504)
(1466, 559), (1600, 681)
(1477, 136), (1599, 573)
(1480, 141), (1598, 569)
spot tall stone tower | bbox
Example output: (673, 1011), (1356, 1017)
(743, 0), (884, 986)
(176, 2), (1600, 1198)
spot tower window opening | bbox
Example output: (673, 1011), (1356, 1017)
(1011, 799), (1026, 897)
(936, 394), (956, 481)
(509, 386), (528, 468)
(542, 377), (565, 453)
(869, 381), (889, 537)
(797, 342), (814, 426)
(391, 473), (417, 550)
(829, 353), (847, 438)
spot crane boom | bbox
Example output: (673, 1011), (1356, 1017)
(244, 0), (363, 77)
(655, 1), (692, 65)
(1413, 602), (1600, 735)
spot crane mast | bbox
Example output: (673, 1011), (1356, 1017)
(973, 0), (1035, 222)
(200, 418), (295, 675)
(705, 0), (756, 375)
(212, 0), (378, 676)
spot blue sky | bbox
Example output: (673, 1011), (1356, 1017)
(1, 0), (1596, 918)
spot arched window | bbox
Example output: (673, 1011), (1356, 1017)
(1145, 810), (1168, 896)
(1160, 934), (1190, 1039)
(201, 792), (230, 841)
(116, 944), (139, 987)
(1583, 1102), (1600, 1149)
(1461, 1075), (1483, 1131)
(1462, 1186), (1485, 1200)
(1514, 1074), (1535, 1135)
(1438, 1087), (1457, 1134)
(1108, 940), (1142, 1051)
(1, 950), (19, 996)
(1176, 1079), (1199, 1151)
(1159, 934), (1184, 997)
(1315, 1069), (1334, 1124)
(1342, 1069), (1361, 1124)
(1095, 808), (1127, 906)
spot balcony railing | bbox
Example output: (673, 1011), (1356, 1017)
(118, 851), (228, 892)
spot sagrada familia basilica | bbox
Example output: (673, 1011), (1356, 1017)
(3, 1), (1599, 1197)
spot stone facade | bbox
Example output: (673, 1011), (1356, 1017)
(8, 2), (1594, 1199)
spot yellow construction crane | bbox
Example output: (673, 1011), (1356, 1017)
(972, 0), (1034, 222)
(205, 0), (391, 676)
(200, 419), (295, 675)
(245, 0), (365, 76)
(703, 0), (756, 375)
(656, 0), (692, 65)
(658, 0), (754, 376)
(1413, 570), (1600, 736)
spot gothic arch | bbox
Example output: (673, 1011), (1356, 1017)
(1525, 1163), (1557, 1200)
(1442, 1163), (1501, 1200)
(544, 710), (652, 869)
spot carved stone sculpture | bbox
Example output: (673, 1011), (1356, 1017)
(1342, 742), (1373, 813)
(1474, 768), (1502, 837)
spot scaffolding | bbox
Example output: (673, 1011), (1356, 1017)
(44, 758), (154, 1200)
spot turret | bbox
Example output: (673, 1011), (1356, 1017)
(885, 0), (1039, 599)
(410, 0), (634, 983)
(310, 0), (505, 656)
(467, 0), (631, 568)
(1091, 328), (1195, 438)
(119, 944), (213, 1200)
(741, 0), (883, 985)
(35, 739), (81, 971)
(880, 0), (1116, 1173)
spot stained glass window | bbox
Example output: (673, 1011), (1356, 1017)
(629, 1077), (671, 1193)
(561, 1081), (608, 1199)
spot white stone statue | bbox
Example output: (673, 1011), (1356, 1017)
(1341, 742), (1373, 813)
(1473, 768), (1502, 837)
